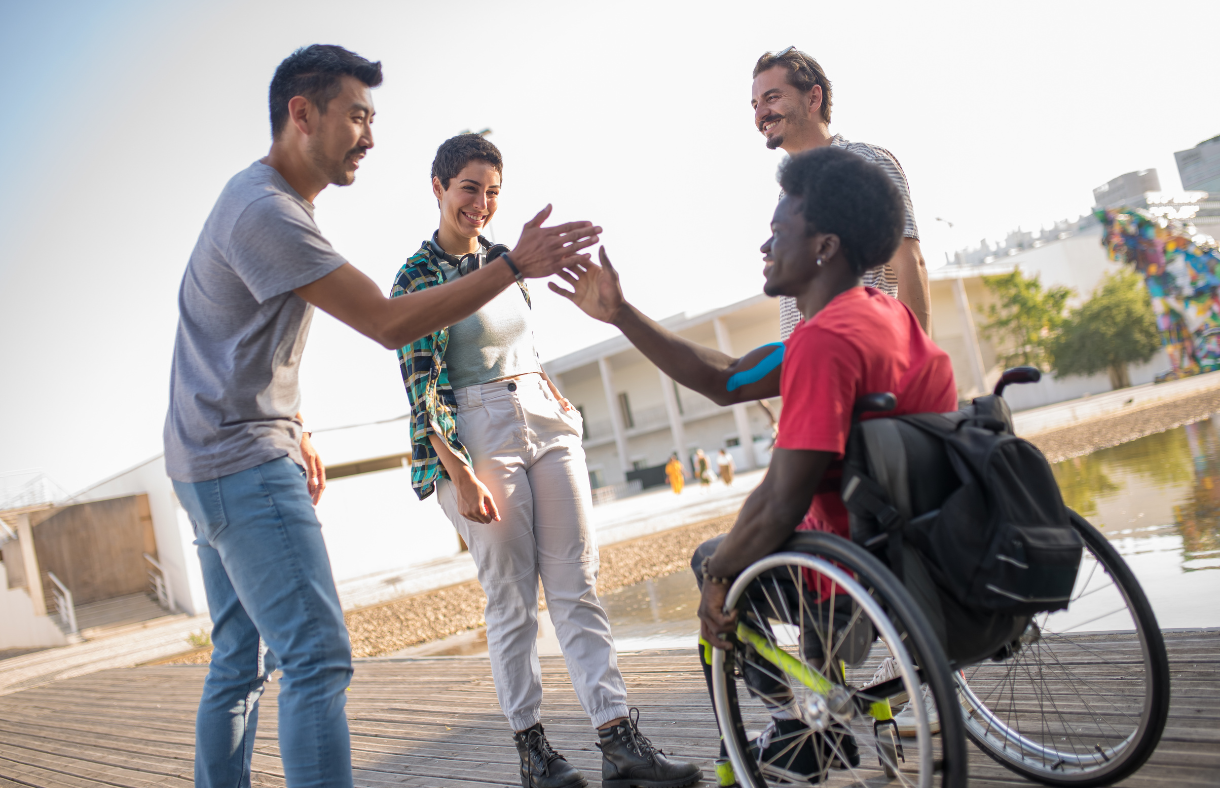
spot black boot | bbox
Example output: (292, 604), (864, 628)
(598, 708), (703, 788)
(513, 723), (588, 788)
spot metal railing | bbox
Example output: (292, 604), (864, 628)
(591, 479), (643, 507)
(144, 553), (176, 613)
(46, 571), (78, 635)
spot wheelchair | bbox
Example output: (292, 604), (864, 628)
(710, 368), (1171, 788)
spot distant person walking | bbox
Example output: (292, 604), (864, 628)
(392, 134), (698, 788)
(695, 449), (714, 492)
(666, 453), (686, 495)
(717, 448), (735, 485)
(164, 45), (600, 788)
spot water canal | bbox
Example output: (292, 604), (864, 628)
(415, 415), (1220, 658)
(599, 414), (1220, 651)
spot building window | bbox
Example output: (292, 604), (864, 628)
(589, 469), (605, 489)
(576, 405), (588, 439)
(725, 437), (740, 447)
(631, 459), (648, 471)
(618, 392), (635, 429)
(672, 380), (684, 415)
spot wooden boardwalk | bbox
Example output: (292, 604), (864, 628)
(0, 630), (1215, 787)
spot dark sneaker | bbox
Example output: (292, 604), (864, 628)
(748, 719), (822, 784)
(822, 724), (860, 769)
(513, 723), (588, 788)
(598, 708), (702, 788)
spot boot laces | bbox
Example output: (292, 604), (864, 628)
(619, 708), (661, 762)
(525, 728), (563, 775)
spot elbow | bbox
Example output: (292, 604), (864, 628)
(373, 320), (412, 350)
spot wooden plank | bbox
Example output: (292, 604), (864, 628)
(0, 632), (1213, 788)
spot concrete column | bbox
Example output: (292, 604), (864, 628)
(658, 369), (688, 461)
(597, 356), (631, 475)
(16, 514), (46, 617)
(953, 277), (988, 397)
(713, 317), (758, 469)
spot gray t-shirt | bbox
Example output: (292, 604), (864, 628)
(438, 260), (542, 389)
(164, 161), (347, 482)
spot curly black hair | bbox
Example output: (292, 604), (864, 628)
(269, 45), (383, 138)
(778, 147), (905, 276)
(432, 134), (503, 190)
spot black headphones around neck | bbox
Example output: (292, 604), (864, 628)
(429, 231), (511, 277)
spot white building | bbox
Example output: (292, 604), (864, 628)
(0, 245), (1175, 647)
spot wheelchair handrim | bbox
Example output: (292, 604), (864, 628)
(711, 552), (934, 788)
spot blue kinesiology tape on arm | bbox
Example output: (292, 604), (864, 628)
(726, 343), (785, 392)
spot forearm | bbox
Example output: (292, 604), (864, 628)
(706, 486), (806, 577)
(297, 259), (517, 349)
(893, 239), (930, 332)
(612, 303), (742, 404)
(427, 433), (472, 481)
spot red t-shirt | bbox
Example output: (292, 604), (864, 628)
(776, 287), (957, 540)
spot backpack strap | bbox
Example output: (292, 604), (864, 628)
(840, 442), (907, 580)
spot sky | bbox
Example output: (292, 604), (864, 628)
(2, 0), (1218, 494)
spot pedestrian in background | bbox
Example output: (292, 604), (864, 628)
(717, 448), (735, 486)
(695, 449), (714, 492)
(665, 453), (686, 495)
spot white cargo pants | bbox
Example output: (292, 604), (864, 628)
(437, 373), (629, 730)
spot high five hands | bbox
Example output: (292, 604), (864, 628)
(548, 247), (626, 324)
(511, 205), (602, 278)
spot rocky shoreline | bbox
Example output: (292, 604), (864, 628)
(1024, 385), (1220, 462)
(162, 385), (1220, 665)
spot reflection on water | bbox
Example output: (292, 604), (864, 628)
(601, 570), (703, 652)
(601, 416), (1220, 650)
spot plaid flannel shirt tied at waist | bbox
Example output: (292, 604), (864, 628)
(390, 242), (531, 500)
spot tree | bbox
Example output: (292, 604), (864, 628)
(1048, 269), (1161, 390)
(980, 271), (1074, 370)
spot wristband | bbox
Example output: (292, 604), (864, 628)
(500, 252), (523, 281)
(701, 555), (735, 586)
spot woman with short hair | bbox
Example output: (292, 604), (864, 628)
(391, 134), (699, 788)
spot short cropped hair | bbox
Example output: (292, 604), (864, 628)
(431, 134), (504, 190)
(269, 45), (383, 138)
(778, 147), (905, 276)
(754, 49), (833, 124)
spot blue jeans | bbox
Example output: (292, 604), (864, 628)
(174, 456), (353, 788)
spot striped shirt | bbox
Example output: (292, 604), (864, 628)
(778, 134), (919, 340)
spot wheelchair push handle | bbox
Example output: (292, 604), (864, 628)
(853, 392), (897, 420)
(993, 366), (1041, 397)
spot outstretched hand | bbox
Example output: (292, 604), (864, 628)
(509, 205), (601, 279)
(549, 247), (626, 324)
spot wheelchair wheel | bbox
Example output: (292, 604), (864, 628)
(956, 511), (1171, 786)
(710, 531), (967, 788)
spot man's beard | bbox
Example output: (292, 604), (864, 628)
(309, 139), (364, 186)
(761, 115), (785, 150)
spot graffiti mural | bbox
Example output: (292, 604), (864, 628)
(1098, 208), (1220, 378)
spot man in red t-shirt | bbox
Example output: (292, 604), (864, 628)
(780, 286), (956, 541)
(554, 145), (956, 783)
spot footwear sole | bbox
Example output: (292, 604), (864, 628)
(601, 774), (701, 788)
(520, 774), (588, 788)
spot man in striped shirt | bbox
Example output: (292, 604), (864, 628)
(752, 47), (930, 337)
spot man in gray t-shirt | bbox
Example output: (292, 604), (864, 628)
(164, 159), (346, 483)
(166, 45), (600, 788)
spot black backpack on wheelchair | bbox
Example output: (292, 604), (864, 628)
(840, 369), (1084, 625)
